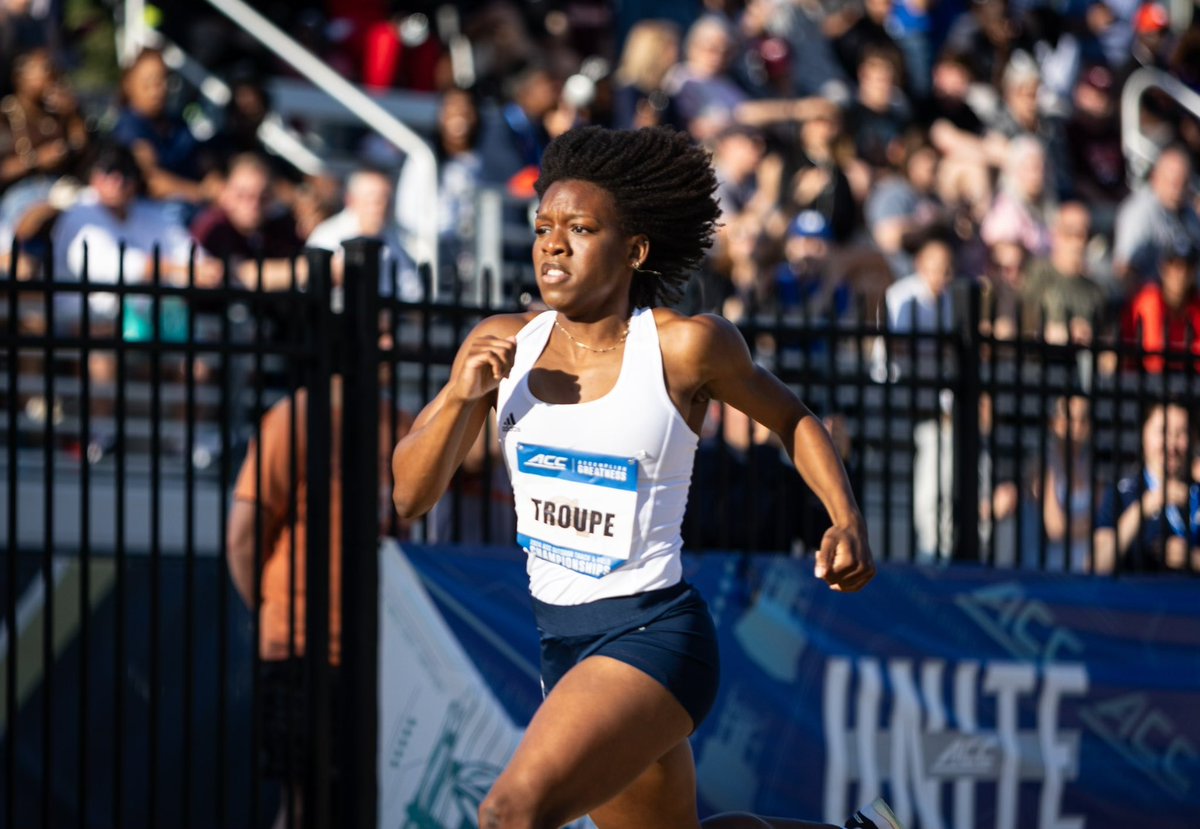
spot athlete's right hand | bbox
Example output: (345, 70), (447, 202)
(450, 335), (517, 401)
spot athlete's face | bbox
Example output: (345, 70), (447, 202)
(533, 179), (641, 317)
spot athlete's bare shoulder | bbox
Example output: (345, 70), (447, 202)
(651, 307), (745, 360)
(469, 310), (540, 341)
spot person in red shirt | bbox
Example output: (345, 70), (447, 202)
(1123, 241), (1200, 373)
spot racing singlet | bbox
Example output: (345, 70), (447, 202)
(496, 307), (698, 605)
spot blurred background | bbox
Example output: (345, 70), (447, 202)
(2, 0), (1200, 827)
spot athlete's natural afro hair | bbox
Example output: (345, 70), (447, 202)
(535, 125), (720, 309)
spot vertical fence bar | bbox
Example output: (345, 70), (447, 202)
(907, 299), (918, 560)
(215, 259), (233, 828)
(480, 266), (496, 544)
(340, 239), (382, 829)
(40, 233), (55, 829)
(285, 259), (301, 829)
(148, 250), (162, 829)
(1013, 314), (1027, 570)
(113, 244), (128, 829)
(953, 279), (980, 563)
(385, 258), (400, 541)
(182, 250), (197, 829)
(1113, 332), (1130, 576)
(935, 285), (948, 561)
(302, 248), (334, 829)
(877, 297), (892, 562)
(985, 295), (1000, 567)
(418, 267), (434, 542)
(250, 257), (266, 829)
(1087, 310), (1102, 574)
(4, 239), (17, 829)
(78, 238), (92, 828)
(1135, 321), (1148, 575)
(851, 297), (869, 560)
(449, 266), (464, 542)
(1036, 319), (1050, 570)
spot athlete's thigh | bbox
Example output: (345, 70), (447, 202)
(589, 738), (700, 829)
(495, 654), (695, 827)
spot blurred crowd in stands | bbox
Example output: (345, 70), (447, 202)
(4, 0), (1200, 342)
(3, 0), (1200, 573)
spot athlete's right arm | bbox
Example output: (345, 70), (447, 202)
(391, 315), (526, 519)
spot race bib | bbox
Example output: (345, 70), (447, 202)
(514, 443), (640, 578)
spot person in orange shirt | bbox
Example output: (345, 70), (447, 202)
(1122, 241), (1200, 373)
(226, 379), (408, 829)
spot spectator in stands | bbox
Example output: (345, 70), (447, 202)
(1064, 64), (1126, 235)
(712, 211), (768, 322)
(396, 86), (484, 278)
(227, 379), (410, 829)
(0, 48), (88, 235)
(1020, 201), (1107, 343)
(980, 135), (1052, 259)
(0, 0), (56, 98)
(844, 44), (912, 172)
(1032, 395), (1099, 573)
(865, 137), (945, 278)
(779, 98), (859, 243)
(980, 238), (1028, 341)
(307, 167), (421, 304)
(757, 0), (850, 100)
(1095, 0), (1144, 74)
(942, 0), (1017, 90)
(111, 47), (222, 207)
(921, 49), (985, 135)
(931, 53), (1069, 206)
(995, 52), (1067, 203)
(207, 72), (304, 184)
(827, 0), (905, 88)
(774, 209), (850, 320)
(1113, 145), (1200, 287)
(191, 153), (304, 291)
(1122, 240), (1200, 374)
(711, 123), (767, 222)
(51, 143), (208, 329)
(1094, 401), (1200, 573)
(733, 0), (796, 99)
(50, 143), (213, 461)
(666, 14), (749, 141)
(478, 63), (560, 189)
(462, 0), (539, 99)
(875, 234), (957, 560)
(611, 18), (681, 129)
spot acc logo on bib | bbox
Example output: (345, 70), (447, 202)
(514, 443), (640, 578)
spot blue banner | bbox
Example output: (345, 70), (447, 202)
(404, 545), (1200, 829)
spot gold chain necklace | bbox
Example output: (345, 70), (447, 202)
(554, 317), (631, 353)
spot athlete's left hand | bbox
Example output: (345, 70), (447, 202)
(814, 518), (875, 592)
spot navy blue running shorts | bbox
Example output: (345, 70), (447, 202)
(531, 581), (721, 730)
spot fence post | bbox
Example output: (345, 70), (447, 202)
(303, 247), (335, 829)
(338, 238), (382, 829)
(953, 279), (982, 563)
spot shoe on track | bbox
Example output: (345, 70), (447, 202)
(844, 797), (905, 829)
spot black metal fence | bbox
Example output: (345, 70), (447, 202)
(2, 244), (1199, 828)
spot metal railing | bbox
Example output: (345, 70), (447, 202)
(1120, 66), (1200, 182)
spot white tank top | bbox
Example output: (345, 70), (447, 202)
(496, 307), (698, 605)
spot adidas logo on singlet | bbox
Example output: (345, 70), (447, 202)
(500, 413), (519, 433)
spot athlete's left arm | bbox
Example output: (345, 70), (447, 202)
(686, 314), (875, 592)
